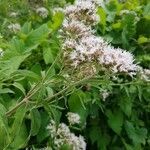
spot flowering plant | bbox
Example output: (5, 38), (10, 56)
(0, 0), (149, 149)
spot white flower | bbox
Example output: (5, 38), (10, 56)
(101, 90), (109, 101)
(138, 67), (150, 81)
(65, 0), (100, 25)
(67, 112), (80, 125)
(53, 7), (64, 13)
(8, 23), (21, 33)
(47, 120), (86, 150)
(36, 7), (48, 18)
(10, 12), (18, 17)
(47, 120), (57, 138)
(62, 19), (92, 37)
(60, 0), (138, 76)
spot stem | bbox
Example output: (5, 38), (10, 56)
(45, 75), (92, 102)
(6, 82), (41, 117)
(5, 51), (62, 117)
(6, 98), (27, 117)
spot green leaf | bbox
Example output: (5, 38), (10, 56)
(25, 24), (50, 51)
(30, 108), (41, 136)
(12, 82), (26, 95)
(21, 22), (32, 34)
(137, 36), (148, 44)
(106, 109), (123, 135)
(0, 88), (14, 94)
(0, 103), (10, 149)
(0, 54), (30, 79)
(121, 13), (136, 48)
(16, 70), (40, 81)
(49, 12), (64, 31)
(125, 121), (148, 145)
(122, 138), (134, 150)
(98, 7), (106, 34)
(68, 91), (88, 126)
(60, 144), (73, 150)
(143, 3), (150, 17)
(37, 111), (50, 143)
(89, 126), (110, 150)
(119, 93), (133, 117)
(9, 122), (28, 149)
(43, 47), (54, 64)
(10, 105), (27, 145)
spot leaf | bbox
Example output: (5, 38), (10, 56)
(106, 109), (123, 135)
(0, 54), (30, 79)
(10, 105), (27, 145)
(12, 82), (26, 95)
(37, 111), (50, 143)
(0, 88), (14, 94)
(98, 7), (106, 34)
(30, 108), (41, 136)
(24, 24), (50, 51)
(9, 122), (28, 149)
(125, 121), (148, 145)
(0, 103), (10, 149)
(143, 3), (150, 17)
(122, 138), (134, 150)
(68, 91), (88, 126)
(16, 70), (40, 81)
(121, 13), (136, 48)
(89, 126), (110, 150)
(49, 12), (64, 31)
(43, 47), (54, 64)
(119, 93), (133, 117)
(60, 144), (73, 150)
(21, 22), (32, 34)
(137, 36), (148, 44)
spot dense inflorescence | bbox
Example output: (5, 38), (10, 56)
(59, 0), (138, 76)
(47, 119), (86, 150)
(36, 7), (49, 18)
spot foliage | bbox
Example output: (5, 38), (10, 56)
(0, 0), (149, 150)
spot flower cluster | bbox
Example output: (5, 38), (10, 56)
(138, 67), (150, 81)
(36, 7), (48, 18)
(8, 23), (21, 33)
(60, 0), (138, 76)
(47, 120), (86, 150)
(9, 12), (18, 17)
(64, 0), (100, 25)
(67, 112), (80, 125)
(101, 90), (109, 101)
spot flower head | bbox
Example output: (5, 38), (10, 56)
(8, 23), (21, 33)
(67, 112), (80, 125)
(47, 120), (86, 150)
(36, 7), (48, 18)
